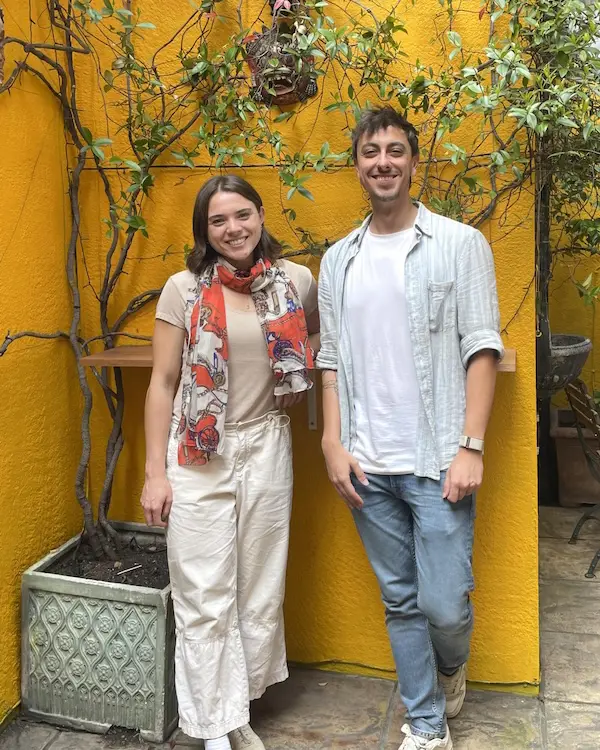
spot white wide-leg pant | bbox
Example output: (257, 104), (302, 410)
(166, 411), (293, 740)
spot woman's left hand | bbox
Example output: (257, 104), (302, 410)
(275, 392), (306, 409)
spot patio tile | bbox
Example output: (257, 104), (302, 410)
(539, 506), (600, 541)
(541, 631), (600, 703)
(386, 690), (542, 749)
(251, 667), (395, 748)
(0, 721), (59, 750)
(540, 580), (600, 635)
(545, 701), (600, 750)
(50, 732), (121, 749)
(539, 538), (600, 582)
(170, 730), (203, 747)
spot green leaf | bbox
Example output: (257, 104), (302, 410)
(274, 111), (294, 123)
(557, 116), (578, 129)
(81, 127), (93, 145)
(297, 186), (314, 200)
(447, 31), (462, 48)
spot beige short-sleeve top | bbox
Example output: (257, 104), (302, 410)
(155, 259), (317, 425)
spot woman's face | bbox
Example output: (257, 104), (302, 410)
(206, 190), (265, 270)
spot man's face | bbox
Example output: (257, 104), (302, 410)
(355, 126), (419, 204)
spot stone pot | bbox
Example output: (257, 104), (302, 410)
(21, 522), (177, 742)
(537, 334), (592, 398)
(550, 408), (600, 507)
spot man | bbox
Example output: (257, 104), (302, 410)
(316, 107), (503, 750)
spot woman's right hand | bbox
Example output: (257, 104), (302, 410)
(140, 475), (173, 528)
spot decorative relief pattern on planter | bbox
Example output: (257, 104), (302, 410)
(21, 524), (177, 743)
(28, 591), (158, 730)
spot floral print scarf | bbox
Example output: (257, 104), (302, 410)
(177, 258), (314, 466)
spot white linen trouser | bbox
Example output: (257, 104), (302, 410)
(166, 411), (293, 740)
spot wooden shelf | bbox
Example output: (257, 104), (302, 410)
(498, 348), (516, 372)
(80, 345), (517, 372)
(80, 345), (153, 368)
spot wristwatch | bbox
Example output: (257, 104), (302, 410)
(459, 435), (484, 453)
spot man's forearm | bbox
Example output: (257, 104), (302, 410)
(321, 369), (342, 445)
(462, 350), (498, 440)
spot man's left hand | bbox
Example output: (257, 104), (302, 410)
(443, 448), (483, 503)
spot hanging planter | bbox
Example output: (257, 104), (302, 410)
(537, 334), (592, 399)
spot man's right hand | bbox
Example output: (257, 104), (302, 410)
(322, 438), (368, 510)
(140, 475), (173, 528)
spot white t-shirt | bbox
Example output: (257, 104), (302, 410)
(344, 227), (420, 474)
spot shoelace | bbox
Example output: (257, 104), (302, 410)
(400, 724), (444, 749)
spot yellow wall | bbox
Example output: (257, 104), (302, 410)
(0, 1), (83, 723)
(0, 0), (539, 722)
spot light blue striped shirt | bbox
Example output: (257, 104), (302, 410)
(315, 202), (504, 480)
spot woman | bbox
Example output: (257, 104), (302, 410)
(141, 175), (319, 750)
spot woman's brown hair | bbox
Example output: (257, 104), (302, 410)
(187, 174), (282, 275)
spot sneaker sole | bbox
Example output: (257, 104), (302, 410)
(445, 693), (465, 719)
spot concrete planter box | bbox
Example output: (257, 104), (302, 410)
(21, 522), (177, 742)
(550, 408), (600, 507)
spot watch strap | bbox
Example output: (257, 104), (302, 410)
(459, 435), (484, 453)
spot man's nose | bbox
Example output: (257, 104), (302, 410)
(376, 152), (391, 170)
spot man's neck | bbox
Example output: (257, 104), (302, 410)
(369, 196), (418, 235)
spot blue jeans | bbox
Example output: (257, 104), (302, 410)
(351, 472), (475, 740)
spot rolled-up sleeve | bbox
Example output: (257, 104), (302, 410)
(457, 230), (504, 368)
(315, 252), (338, 371)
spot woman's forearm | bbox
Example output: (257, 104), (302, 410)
(144, 380), (176, 479)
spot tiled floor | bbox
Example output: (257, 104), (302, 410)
(2, 506), (600, 749)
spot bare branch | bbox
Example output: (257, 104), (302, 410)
(112, 290), (162, 332)
(0, 329), (69, 356)
(82, 332), (152, 347)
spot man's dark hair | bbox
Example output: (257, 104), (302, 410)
(351, 107), (419, 162)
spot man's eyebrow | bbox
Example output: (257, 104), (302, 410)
(361, 141), (406, 149)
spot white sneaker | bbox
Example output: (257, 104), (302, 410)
(399, 723), (453, 750)
(228, 724), (266, 750)
(439, 663), (467, 719)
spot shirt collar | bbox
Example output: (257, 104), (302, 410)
(351, 201), (433, 246)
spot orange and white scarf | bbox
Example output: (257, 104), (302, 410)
(177, 258), (314, 465)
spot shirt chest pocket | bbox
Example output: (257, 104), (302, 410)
(428, 280), (456, 332)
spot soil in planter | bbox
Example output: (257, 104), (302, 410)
(48, 537), (170, 589)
